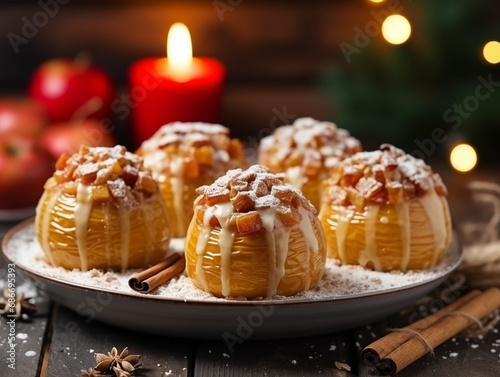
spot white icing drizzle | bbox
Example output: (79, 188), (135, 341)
(418, 189), (449, 266)
(213, 203), (235, 297)
(395, 202), (411, 271)
(195, 203), (235, 295)
(335, 207), (354, 262)
(274, 226), (291, 293)
(169, 156), (185, 236)
(298, 207), (316, 290)
(298, 207), (319, 253)
(359, 205), (382, 271)
(74, 183), (93, 271)
(259, 207), (286, 298)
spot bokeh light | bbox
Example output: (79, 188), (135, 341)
(483, 41), (500, 64)
(450, 143), (478, 173)
(382, 15), (411, 45)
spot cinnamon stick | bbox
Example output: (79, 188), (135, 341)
(128, 253), (185, 293)
(361, 289), (481, 366)
(363, 287), (500, 375)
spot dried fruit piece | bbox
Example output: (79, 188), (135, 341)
(92, 185), (110, 201)
(386, 181), (403, 204)
(355, 177), (384, 201)
(135, 173), (157, 194)
(346, 187), (365, 210)
(232, 192), (255, 212)
(183, 159), (199, 179)
(204, 191), (231, 206)
(78, 164), (99, 184)
(193, 145), (213, 165)
(276, 204), (301, 227)
(271, 186), (296, 206)
(236, 211), (264, 234)
(252, 179), (269, 197)
(340, 166), (363, 187)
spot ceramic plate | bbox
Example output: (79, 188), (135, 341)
(2, 219), (463, 340)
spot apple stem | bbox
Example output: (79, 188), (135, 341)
(73, 51), (92, 72)
(70, 96), (103, 123)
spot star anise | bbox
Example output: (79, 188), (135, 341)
(93, 347), (141, 377)
(0, 288), (37, 320)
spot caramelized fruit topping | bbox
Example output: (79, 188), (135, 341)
(323, 144), (448, 210)
(51, 145), (158, 205)
(195, 165), (315, 234)
(138, 122), (248, 179)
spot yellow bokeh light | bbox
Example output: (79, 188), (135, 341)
(450, 143), (478, 173)
(382, 15), (411, 45)
(483, 41), (500, 64)
(368, 0), (385, 3)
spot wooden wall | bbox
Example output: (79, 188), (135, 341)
(0, 1), (377, 141)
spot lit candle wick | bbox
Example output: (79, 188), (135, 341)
(167, 23), (193, 82)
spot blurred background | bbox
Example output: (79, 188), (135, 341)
(0, 0), (499, 171)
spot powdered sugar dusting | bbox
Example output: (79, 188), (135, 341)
(4, 222), (460, 303)
(141, 122), (229, 151)
(259, 117), (362, 173)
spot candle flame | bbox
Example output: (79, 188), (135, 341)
(167, 23), (193, 82)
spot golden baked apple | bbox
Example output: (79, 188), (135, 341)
(185, 165), (327, 299)
(319, 144), (452, 271)
(35, 145), (171, 271)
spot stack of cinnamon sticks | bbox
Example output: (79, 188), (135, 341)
(362, 287), (500, 375)
(128, 253), (185, 293)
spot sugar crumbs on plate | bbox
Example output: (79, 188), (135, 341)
(6, 223), (457, 303)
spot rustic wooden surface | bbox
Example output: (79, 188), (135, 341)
(1, 170), (500, 377)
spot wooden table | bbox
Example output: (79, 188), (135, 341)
(2, 169), (500, 377)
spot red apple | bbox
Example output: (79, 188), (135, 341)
(0, 136), (54, 210)
(0, 97), (49, 138)
(28, 57), (115, 122)
(40, 118), (117, 160)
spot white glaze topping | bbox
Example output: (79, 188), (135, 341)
(74, 183), (93, 272)
(358, 205), (381, 270)
(418, 190), (450, 266)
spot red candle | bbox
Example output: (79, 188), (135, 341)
(128, 23), (225, 147)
